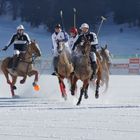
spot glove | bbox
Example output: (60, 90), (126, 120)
(2, 46), (8, 51)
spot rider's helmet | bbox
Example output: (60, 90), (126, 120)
(80, 23), (89, 29)
(17, 25), (24, 30)
(69, 27), (78, 35)
(55, 24), (61, 29)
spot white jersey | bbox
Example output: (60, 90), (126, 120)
(52, 31), (69, 50)
(68, 35), (78, 50)
(51, 31), (71, 56)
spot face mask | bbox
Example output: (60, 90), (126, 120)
(17, 29), (24, 35)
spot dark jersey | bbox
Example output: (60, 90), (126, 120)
(72, 32), (98, 51)
(7, 33), (30, 51)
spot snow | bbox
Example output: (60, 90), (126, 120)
(99, 23), (140, 56)
(0, 74), (140, 140)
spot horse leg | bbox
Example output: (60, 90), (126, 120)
(95, 69), (102, 99)
(77, 87), (84, 106)
(1, 66), (11, 85)
(10, 76), (17, 97)
(84, 83), (89, 99)
(20, 76), (27, 84)
(70, 76), (78, 96)
(58, 77), (67, 100)
(28, 70), (39, 86)
(77, 80), (89, 105)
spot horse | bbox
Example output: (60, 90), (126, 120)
(70, 39), (102, 105)
(56, 41), (74, 100)
(1, 40), (41, 97)
(98, 44), (111, 92)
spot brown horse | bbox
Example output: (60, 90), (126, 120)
(1, 41), (41, 97)
(71, 39), (102, 105)
(56, 42), (74, 100)
(98, 45), (111, 92)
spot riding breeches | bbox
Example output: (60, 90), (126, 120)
(53, 56), (59, 72)
(90, 51), (96, 62)
(14, 49), (26, 56)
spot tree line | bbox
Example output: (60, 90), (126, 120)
(0, 0), (140, 31)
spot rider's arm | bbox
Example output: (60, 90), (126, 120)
(72, 35), (81, 51)
(61, 31), (69, 42)
(7, 34), (16, 47)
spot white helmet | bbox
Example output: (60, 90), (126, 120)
(80, 23), (89, 29)
(17, 25), (24, 30)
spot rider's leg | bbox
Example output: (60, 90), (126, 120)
(12, 50), (20, 71)
(90, 51), (97, 80)
(52, 49), (59, 75)
(53, 56), (59, 72)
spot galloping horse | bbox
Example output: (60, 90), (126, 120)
(98, 45), (111, 92)
(71, 38), (102, 105)
(56, 41), (73, 100)
(1, 40), (41, 97)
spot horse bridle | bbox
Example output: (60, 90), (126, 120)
(57, 41), (65, 54)
(21, 43), (38, 64)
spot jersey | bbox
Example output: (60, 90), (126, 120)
(52, 30), (69, 50)
(72, 31), (98, 51)
(7, 32), (30, 51)
(68, 35), (78, 50)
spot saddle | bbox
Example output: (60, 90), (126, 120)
(8, 53), (24, 69)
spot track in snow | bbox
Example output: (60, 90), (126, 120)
(0, 75), (140, 140)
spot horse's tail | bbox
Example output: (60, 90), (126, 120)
(1, 57), (11, 83)
(1, 57), (10, 72)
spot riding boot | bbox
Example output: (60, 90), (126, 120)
(52, 56), (59, 75)
(12, 55), (19, 71)
(90, 61), (97, 80)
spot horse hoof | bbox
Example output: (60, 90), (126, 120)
(71, 92), (75, 96)
(95, 93), (99, 99)
(76, 102), (80, 106)
(12, 95), (20, 98)
(84, 94), (88, 99)
(32, 82), (36, 86)
(20, 80), (25, 84)
(13, 86), (17, 90)
(63, 95), (67, 101)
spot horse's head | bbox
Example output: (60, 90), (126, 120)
(80, 37), (91, 55)
(57, 41), (65, 53)
(27, 40), (41, 58)
(100, 45), (110, 62)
